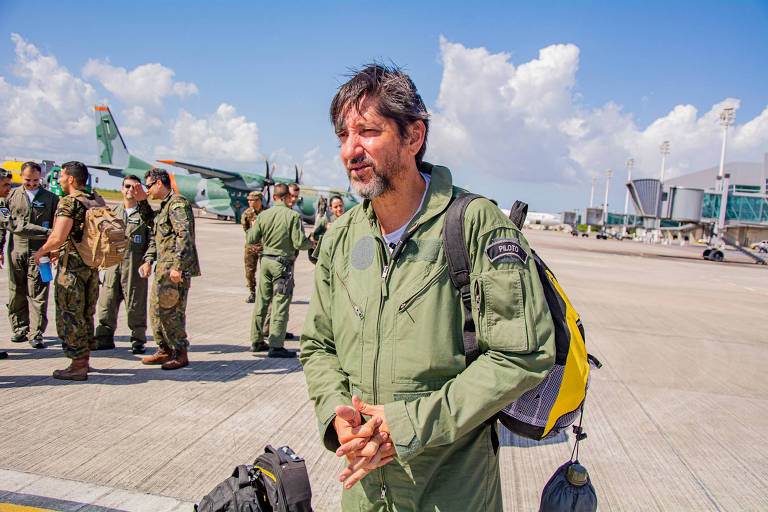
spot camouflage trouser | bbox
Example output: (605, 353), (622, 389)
(251, 258), (293, 348)
(8, 250), (50, 338)
(149, 275), (190, 351)
(55, 265), (99, 360)
(244, 244), (261, 292)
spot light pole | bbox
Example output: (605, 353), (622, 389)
(603, 170), (611, 229)
(659, 140), (670, 184)
(588, 176), (596, 233)
(717, 107), (735, 191)
(623, 158), (634, 237)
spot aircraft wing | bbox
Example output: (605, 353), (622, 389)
(157, 160), (241, 181)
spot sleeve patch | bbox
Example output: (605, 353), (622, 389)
(485, 238), (529, 265)
(171, 203), (185, 210)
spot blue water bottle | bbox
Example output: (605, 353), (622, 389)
(38, 256), (53, 283)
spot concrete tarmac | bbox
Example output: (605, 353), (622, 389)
(0, 218), (766, 511)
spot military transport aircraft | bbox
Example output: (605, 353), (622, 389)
(90, 106), (358, 222)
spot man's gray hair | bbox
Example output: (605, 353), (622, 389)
(330, 63), (430, 165)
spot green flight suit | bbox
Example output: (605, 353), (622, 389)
(1, 186), (58, 339)
(300, 163), (556, 511)
(138, 192), (200, 351)
(94, 204), (154, 346)
(55, 191), (101, 360)
(247, 202), (312, 348)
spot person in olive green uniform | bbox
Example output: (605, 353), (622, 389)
(35, 162), (103, 381)
(3, 162), (59, 349)
(247, 183), (313, 357)
(133, 168), (200, 370)
(0, 169), (14, 359)
(241, 190), (264, 304)
(300, 65), (555, 511)
(93, 175), (153, 354)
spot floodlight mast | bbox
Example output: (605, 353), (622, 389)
(603, 170), (611, 227)
(588, 176), (596, 233)
(717, 107), (735, 191)
(659, 141), (670, 183)
(623, 158), (634, 237)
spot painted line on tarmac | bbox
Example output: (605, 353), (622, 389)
(0, 491), (124, 511)
(0, 468), (193, 512)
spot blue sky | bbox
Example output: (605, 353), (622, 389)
(1, 0), (766, 212)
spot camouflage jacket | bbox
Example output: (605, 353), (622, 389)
(57, 190), (99, 272)
(241, 206), (264, 251)
(138, 192), (201, 278)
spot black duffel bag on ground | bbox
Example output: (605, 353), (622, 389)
(196, 445), (312, 512)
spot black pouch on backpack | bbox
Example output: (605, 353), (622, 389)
(253, 445), (313, 512)
(195, 464), (263, 512)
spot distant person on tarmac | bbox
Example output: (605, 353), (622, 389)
(2, 161), (58, 349)
(34, 162), (103, 381)
(132, 168), (201, 370)
(0, 168), (14, 359)
(241, 190), (265, 304)
(93, 175), (154, 354)
(247, 183), (313, 357)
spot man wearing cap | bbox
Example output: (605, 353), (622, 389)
(241, 190), (264, 303)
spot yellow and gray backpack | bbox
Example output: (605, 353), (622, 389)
(443, 194), (601, 440)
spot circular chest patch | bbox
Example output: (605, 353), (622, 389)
(350, 236), (376, 270)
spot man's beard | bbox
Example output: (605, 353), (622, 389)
(346, 155), (401, 200)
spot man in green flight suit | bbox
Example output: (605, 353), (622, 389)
(3, 161), (59, 349)
(247, 183), (313, 358)
(93, 175), (154, 354)
(132, 168), (201, 370)
(35, 161), (103, 381)
(300, 64), (556, 511)
(0, 168), (14, 359)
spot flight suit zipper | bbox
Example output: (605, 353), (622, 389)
(335, 271), (363, 319)
(398, 264), (448, 312)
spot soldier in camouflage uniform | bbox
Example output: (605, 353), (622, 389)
(3, 161), (59, 349)
(93, 175), (153, 354)
(0, 168), (13, 359)
(241, 190), (264, 303)
(133, 168), (201, 370)
(35, 161), (102, 381)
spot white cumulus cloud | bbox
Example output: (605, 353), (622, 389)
(0, 33), (97, 157)
(155, 104), (260, 164)
(82, 59), (198, 108)
(428, 37), (768, 209)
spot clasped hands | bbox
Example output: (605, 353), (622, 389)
(333, 395), (395, 489)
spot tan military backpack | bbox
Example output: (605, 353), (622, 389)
(71, 192), (129, 269)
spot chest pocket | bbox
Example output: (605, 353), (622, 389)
(156, 212), (172, 237)
(392, 264), (465, 385)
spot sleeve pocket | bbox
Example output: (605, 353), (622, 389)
(476, 269), (529, 353)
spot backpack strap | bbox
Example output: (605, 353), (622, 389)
(508, 200), (528, 229)
(442, 193), (483, 366)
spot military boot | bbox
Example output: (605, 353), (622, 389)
(161, 349), (189, 370)
(141, 343), (172, 365)
(52, 357), (89, 381)
(250, 341), (269, 352)
(245, 291), (255, 303)
(130, 337), (146, 355)
(93, 334), (115, 350)
(10, 331), (27, 343)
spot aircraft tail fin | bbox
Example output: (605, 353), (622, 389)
(94, 106), (130, 167)
(94, 106), (153, 173)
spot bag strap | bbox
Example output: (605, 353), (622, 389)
(508, 200), (528, 229)
(231, 464), (252, 489)
(442, 193), (483, 366)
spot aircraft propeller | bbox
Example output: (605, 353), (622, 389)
(262, 157), (275, 206)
